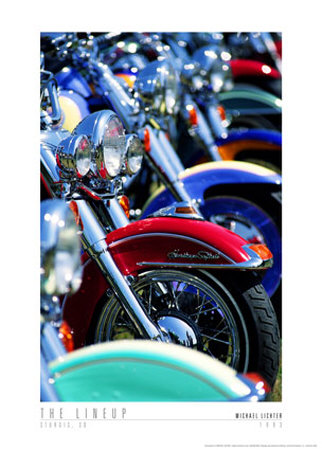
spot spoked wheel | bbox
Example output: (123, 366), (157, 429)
(92, 269), (280, 387)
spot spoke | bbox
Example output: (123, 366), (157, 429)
(191, 303), (220, 316)
(203, 346), (217, 359)
(200, 316), (229, 334)
(166, 281), (177, 306)
(201, 325), (231, 337)
(194, 293), (208, 323)
(202, 333), (232, 346)
(148, 284), (153, 315)
(172, 282), (190, 305)
(154, 282), (169, 296)
(202, 344), (235, 363)
(174, 281), (185, 296)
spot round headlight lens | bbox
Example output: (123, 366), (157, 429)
(75, 135), (91, 176)
(56, 134), (92, 178)
(102, 115), (126, 178)
(125, 135), (143, 175)
(135, 61), (179, 115)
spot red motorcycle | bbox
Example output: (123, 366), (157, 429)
(40, 69), (280, 387)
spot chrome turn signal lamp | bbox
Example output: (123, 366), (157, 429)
(242, 243), (273, 269)
(56, 110), (143, 181)
(56, 134), (92, 178)
(148, 201), (204, 221)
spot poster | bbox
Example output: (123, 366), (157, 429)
(3, 1), (321, 449)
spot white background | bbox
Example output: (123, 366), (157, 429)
(1, 0), (321, 448)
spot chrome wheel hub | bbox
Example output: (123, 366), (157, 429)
(156, 310), (201, 348)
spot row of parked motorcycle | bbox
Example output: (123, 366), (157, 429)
(40, 32), (282, 401)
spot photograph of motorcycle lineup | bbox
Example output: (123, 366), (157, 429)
(40, 31), (282, 402)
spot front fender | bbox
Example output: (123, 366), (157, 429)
(49, 340), (260, 401)
(216, 129), (281, 161)
(218, 86), (282, 116)
(58, 89), (91, 132)
(230, 59), (281, 80)
(63, 214), (268, 348)
(56, 67), (93, 98)
(105, 216), (257, 275)
(142, 161), (281, 217)
(216, 129), (281, 147)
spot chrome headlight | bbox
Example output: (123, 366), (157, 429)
(193, 45), (233, 93)
(134, 60), (179, 115)
(41, 199), (83, 296)
(73, 110), (126, 179)
(56, 134), (92, 178)
(124, 134), (143, 175)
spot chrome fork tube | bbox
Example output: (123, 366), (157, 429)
(41, 322), (67, 362)
(183, 94), (222, 161)
(194, 104), (223, 161)
(92, 60), (137, 131)
(206, 104), (228, 140)
(41, 353), (60, 401)
(261, 32), (282, 73)
(139, 125), (192, 203)
(75, 199), (164, 341)
(105, 197), (130, 230)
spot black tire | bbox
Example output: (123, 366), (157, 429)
(90, 269), (280, 387)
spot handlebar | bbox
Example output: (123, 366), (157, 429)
(40, 70), (62, 125)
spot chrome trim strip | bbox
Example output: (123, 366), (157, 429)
(109, 234), (271, 270)
(137, 259), (270, 270)
(137, 261), (245, 269)
(108, 232), (235, 264)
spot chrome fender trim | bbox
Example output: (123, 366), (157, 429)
(108, 233), (272, 270)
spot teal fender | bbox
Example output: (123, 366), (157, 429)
(217, 85), (282, 117)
